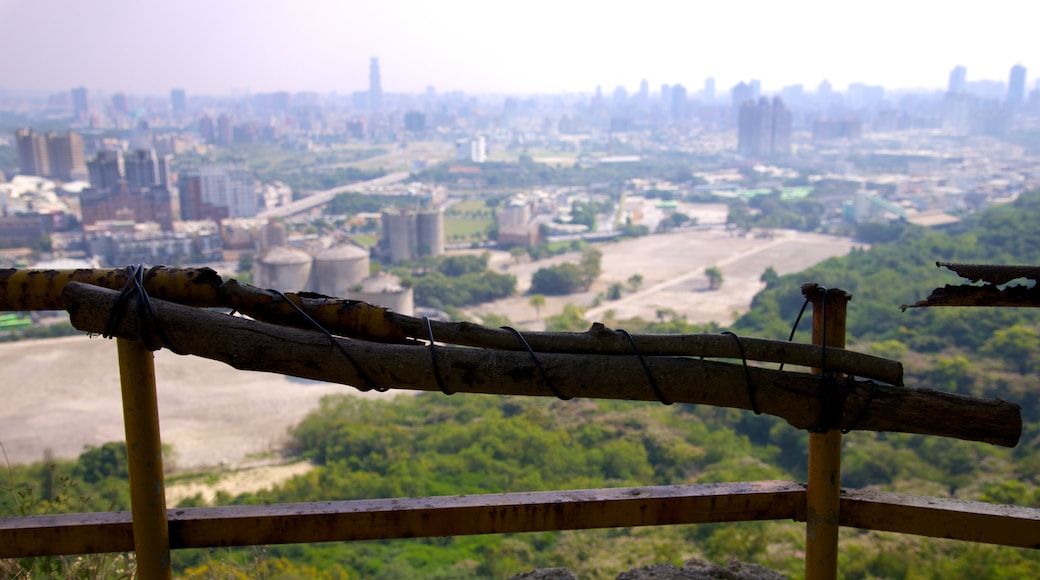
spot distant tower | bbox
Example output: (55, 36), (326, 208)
(125, 149), (160, 189)
(111, 93), (129, 115)
(369, 57), (383, 111)
(738, 97), (789, 158)
(638, 79), (649, 102)
(46, 131), (86, 181)
(216, 114), (233, 145)
(818, 79), (833, 101)
(948, 66), (967, 94)
(15, 128), (50, 177)
(71, 87), (89, 122)
(170, 88), (187, 117)
(1008, 64), (1027, 107)
(670, 84), (687, 121)
(87, 150), (124, 189)
(703, 77), (716, 102)
(749, 79), (761, 100)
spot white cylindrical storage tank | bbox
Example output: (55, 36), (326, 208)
(417, 209), (444, 257)
(313, 244), (370, 298)
(352, 272), (414, 316)
(255, 245), (312, 292)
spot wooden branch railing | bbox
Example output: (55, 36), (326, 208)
(0, 267), (1036, 579)
(62, 281), (1021, 446)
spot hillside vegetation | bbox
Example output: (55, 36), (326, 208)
(7, 193), (1040, 578)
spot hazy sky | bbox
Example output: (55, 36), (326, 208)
(0, 0), (1034, 97)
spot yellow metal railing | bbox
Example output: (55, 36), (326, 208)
(0, 268), (1036, 580)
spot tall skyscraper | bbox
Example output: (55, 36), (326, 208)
(670, 84), (687, 121)
(71, 87), (89, 122)
(369, 57), (383, 111)
(46, 131), (86, 181)
(170, 89), (187, 116)
(179, 165), (257, 221)
(16, 129), (85, 180)
(750, 79), (761, 100)
(87, 150), (125, 190)
(948, 66), (967, 94)
(111, 92), (129, 115)
(16, 129), (50, 177)
(738, 97), (790, 158)
(731, 82), (753, 110)
(704, 77), (716, 102)
(125, 149), (161, 189)
(1008, 64), (1027, 107)
(638, 79), (649, 102)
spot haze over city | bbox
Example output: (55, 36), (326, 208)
(0, 0), (1035, 95)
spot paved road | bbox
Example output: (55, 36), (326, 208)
(258, 171), (411, 219)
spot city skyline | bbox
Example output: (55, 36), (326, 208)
(0, 0), (1034, 97)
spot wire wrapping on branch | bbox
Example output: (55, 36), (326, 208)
(501, 325), (570, 401)
(103, 265), (183, 354)
(272, 290), (384, 392)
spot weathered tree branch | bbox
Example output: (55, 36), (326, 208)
(63, 282), (1020, 447)
(219, 280), (904, 385)
(0, 268), (903, 385)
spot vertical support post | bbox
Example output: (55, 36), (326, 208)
(116, 338), (171, 579)
(803, 284), (850, 580)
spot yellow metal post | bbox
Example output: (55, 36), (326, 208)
(804, 285), (850, 580)
(116, 338), (171, 579)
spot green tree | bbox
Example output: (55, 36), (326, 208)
(530, 263), (587, 295)
(579, 247), (602, 285)
(759, 267), (779, 289)
(545, 303), (589, 332)
(981, 324), (1040, 373)
(627, 273), (644, 292)
(509, 246), (528, 264)
(705, 266), (724, 290)
(529, 294), (546, 320)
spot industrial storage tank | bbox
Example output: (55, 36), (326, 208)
(382, 210), (416, 263)
(417, 209), (444, 257)
(312, 244), (370, 298)
(352, 271), (414, 316)
(254, 245), (312, 292)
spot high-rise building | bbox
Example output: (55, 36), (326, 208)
(15, 128), (50, 177)
(369, 57), (383, 111)
(704, 77), (716, 102)
(87, 150), (125, 190)
(16, 129), (86, 180)
(71, 87), (89, 122)
(404, 111), (426, 132)
(670, 84), (687, 121)
(170, 89), (187, 116)
(179, 165), (257, 221)
(455, 136), (487, 163)
(1008, 64), (1027, 107)
(125, 149), (161, 189)
(198, 115), (215, 144)
(731, 82), (753, 111)
(948, 66), (967, 94)
(111, 93), (129, 115)
(638, 79), (649, 102)
(216, 114), (233, 146)
(750, 80), (761, 100)
(738, 97), (790, 158)
(46, 131), (86, 181)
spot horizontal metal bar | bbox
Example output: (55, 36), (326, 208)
(0, 481), (805, 557)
